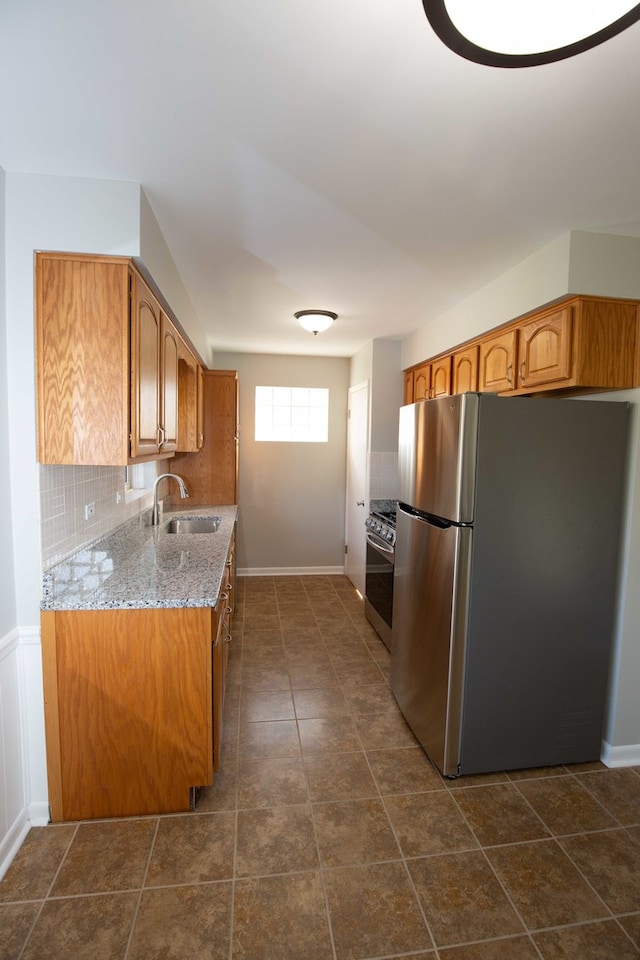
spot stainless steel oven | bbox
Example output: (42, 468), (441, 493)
(364, 510), (396, 650)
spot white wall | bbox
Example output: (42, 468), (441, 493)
(402, 230), (640, 370)
(402, 232), (640, 762)
(0, 165), (28, 877)
(214, 352), (350, 574)
(139, 192), (209, 364)
(0, 167), (14, 636)
(2, 173), (143, 875)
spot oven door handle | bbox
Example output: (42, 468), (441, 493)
(366, 532), (395, 556)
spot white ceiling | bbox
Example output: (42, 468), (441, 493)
(2, 0), (640, 358)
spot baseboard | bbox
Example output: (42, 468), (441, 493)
(600, 740), (640, 767)
(0, 813), (30, 882)
(238, 566), (345, 577)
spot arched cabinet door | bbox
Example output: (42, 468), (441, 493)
(479, 330), (516, 393)
(517, 307), (572, 390)
(130, 275), (162, 458)
(452, 345), (479, 394)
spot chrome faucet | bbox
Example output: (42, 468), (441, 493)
(152, 473), (190, 525)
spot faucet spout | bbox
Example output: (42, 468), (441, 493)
(152, 473), (190, 526)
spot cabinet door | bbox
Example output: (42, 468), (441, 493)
(35, 254), (130, 465)
(517, 306), (573, 389)
(403, 369), (415, 405)
(160, 314), (179, 453)
(131, 276), (162, 457)
(177, 342), (204, 453)
(197, 363), (205, 449)
(413, 362), (431, 401)
(452, 345), (479, 394)
(430, 356), (451, 398)
(479, 330), (516, 393)
(43, 607), (213, 821)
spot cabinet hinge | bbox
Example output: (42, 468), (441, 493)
(344, 544), (348, 554)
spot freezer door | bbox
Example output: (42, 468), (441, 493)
(398, 393), (479, 523)
(391, 504), (472, 776)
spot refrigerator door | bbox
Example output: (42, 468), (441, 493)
(391, 504), (472, 776)
(398, 393), (479, 523)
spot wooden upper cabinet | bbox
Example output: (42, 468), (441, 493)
(479, 329), (517, 393)
(36, 254), (131, 465)
(171, 370), (239, 506)
(405, 357), (451, 403)
(516, 306), (572, 390)
(160, 314), (179, 453)
(130, 276), (162, 458)
(430, 356), (451, 398)
(177, 338), (204, 453)
(412, 362), (430, 401)
(130, 278), (179, 458)
(403, 369), (414, 405)
(404, 294), (640, 404)
(36, 252), (201, 466)
(452, 345), (479, 394)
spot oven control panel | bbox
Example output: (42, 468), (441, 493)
(365, 513), (396, 546)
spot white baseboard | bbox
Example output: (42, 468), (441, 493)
(600, 740), (640, 767)
(0, 813), (30, 882)
(238, 566), (345, 577)
(28, 801), (51, 827)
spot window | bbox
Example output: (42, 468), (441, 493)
(255, 386), (329, 442)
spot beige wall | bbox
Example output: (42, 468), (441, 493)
(214, 352), (350, 573)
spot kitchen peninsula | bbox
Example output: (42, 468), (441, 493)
(40, 505), (237, 823)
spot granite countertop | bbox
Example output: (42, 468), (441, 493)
(41, 505), (238, 611)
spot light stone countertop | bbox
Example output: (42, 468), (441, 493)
(41, 505), (238, 611)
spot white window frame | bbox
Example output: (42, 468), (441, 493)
(255, 385), (329, 443)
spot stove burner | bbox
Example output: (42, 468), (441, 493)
(372, 509), (396, 527)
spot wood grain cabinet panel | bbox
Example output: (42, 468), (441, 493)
(130, 274), (179, 458)
(403, 369), (414, 405)
(516, 306), (573, 389)
(177, 339), (204, 453)
(171, 370), (239, 505)
(42, 606), (214, 821)
(36, 254), (131, 465)
(37, 252), (199, 465)
(404, 357), (451, 403)
(452, 345), (479, 394)
(479, 329), (517, 393)
(412, 362), (430, 401)
(430, 356), (451, 398)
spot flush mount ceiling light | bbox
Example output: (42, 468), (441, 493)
(423, 0), (640, 67)
(295, 310), (338, 335)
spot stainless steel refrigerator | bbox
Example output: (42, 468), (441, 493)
(391, 392), (630, 777)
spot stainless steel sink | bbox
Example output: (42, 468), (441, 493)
(165, 516), (221, 534)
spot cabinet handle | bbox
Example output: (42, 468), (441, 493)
(505, 363), (513, 387)
(520, 360), (526, 385)
(158, 424), (166, 448)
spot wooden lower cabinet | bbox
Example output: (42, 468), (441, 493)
(42, 604), (222, 822)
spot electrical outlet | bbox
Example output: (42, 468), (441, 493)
(116, 491), (123, 504)
(84, 502), (96, 520)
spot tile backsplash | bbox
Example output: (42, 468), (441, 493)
(369, 451), (398, 501)
(39, 464), (154, 570)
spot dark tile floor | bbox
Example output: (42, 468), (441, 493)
(2, 574), (640, 959)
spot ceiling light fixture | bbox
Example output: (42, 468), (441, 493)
(422, 0), (640, 67)
(295, 310), (338, 335)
